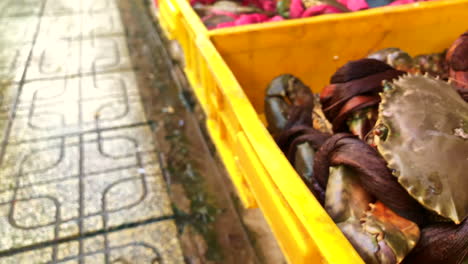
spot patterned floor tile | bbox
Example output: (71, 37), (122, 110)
(82, 11), (124, 38)
(0, 127), (172, 251)
(36, 15), (82, 42)
(0, 16), (39, 44)
(80, 71), (139, 100)
(82, 126), (158, 175)
(10, 71), (144, 142)
(42, 0), (81, 16)
(0, 43), (32, 83)
(0, 220), (184, 264)
(81, 36), (132, 74)
(0, 0), (43, 18)
(82, 0), (119, 14)
(0, 0), (184, 261)
(26, 39), (81, 80)
(0, 82), (18, 113)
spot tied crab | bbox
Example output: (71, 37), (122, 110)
(264, 32), (468, 264)
(446, 32), (468, 91)
(264, 74), (332, 199)
(367, 48), (448, 79)
(265, 71), (424, 264)
(367, 31), (468, 99)
(315, 74), (468, 264)
(322, 31), (468, 141)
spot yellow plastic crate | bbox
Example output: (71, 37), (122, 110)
(159, 0), (261, 208)
(158, 0), (468, 263)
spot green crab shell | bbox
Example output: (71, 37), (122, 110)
(375, 74), (468, 224)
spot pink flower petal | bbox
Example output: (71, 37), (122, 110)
(302, 4), (343, 17)
(338, 0), (368, 11)
(235, 14), (270, 25)
(261, 0), (276, 12)
(268, 15), (285, 22)
(215, 21), (236, 28)
(290, 0), (305, 18)
(389, 0), (415, 6)
(215, 13), (273, 28)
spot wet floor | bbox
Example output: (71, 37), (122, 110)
(0, 0), (185, 262)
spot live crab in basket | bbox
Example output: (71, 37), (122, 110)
(264, 32), (468, 264)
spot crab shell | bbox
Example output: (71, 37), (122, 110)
(374, 74), (468, 224)
(367, 48), (414, 73)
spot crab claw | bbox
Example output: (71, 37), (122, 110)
(325, 166), (420, 264)
(264, 74), (314, 134)
(361, 202), (420, 264)
(337, 201), (421, 264)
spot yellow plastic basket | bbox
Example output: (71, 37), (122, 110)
(158, 0), (468, 263)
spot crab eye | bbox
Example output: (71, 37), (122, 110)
(382, 81), (394, 92)
(374, 124), (389, 141)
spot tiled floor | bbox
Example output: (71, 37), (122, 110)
(0, 0), (184, 262)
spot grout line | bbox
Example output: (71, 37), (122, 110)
(19, 67), (139, 83)
(0, 215), (175, 258)
(2, 67), (144, 86)
(8, 121), (156, 145)
(77, 3), (85, 260)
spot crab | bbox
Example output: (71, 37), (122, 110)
(193, 1), (263, 16)
(316, 74), (468, 264)
(367, 48), (415, 73)
(320, 58), (404, 140)
(373, 74), (468, 224)
(264, 31), (468, 263)
(264, 74), (316, 135)
(276, 0), (349, 18)
(193, 0), (271, 28)
(264, 74), (333, 198)
(264, 72), (424, 264)
(323, 32), (468, 142)
(367, 48), (448, 79)
(446, 32), (468, 90)
(324, 165), (420, 264)
(265, 67), (468, 263)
